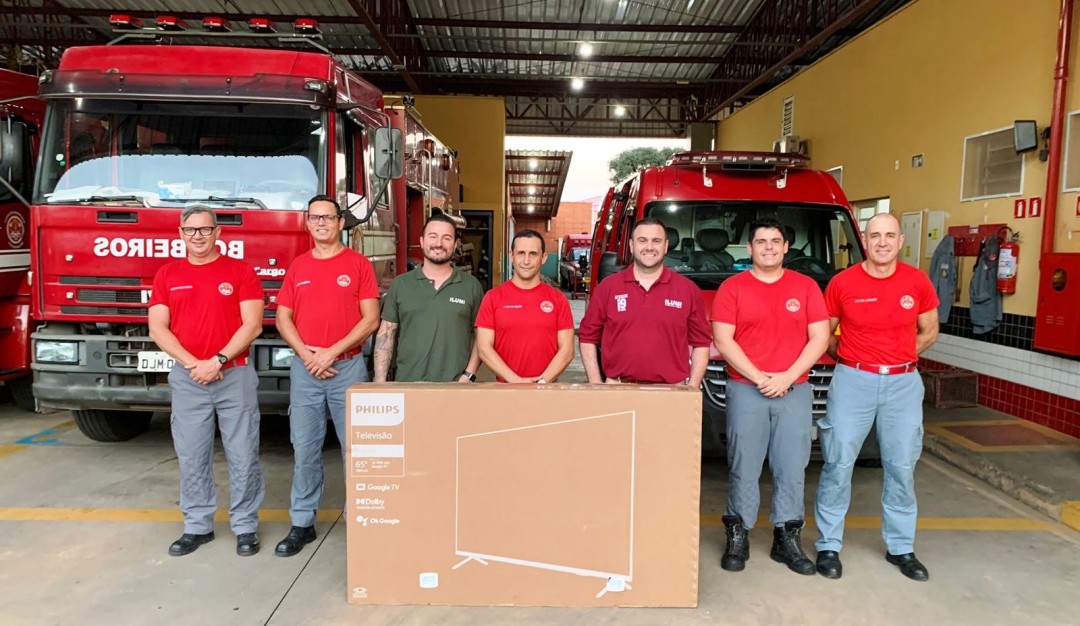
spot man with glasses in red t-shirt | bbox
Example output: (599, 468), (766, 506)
(476, 230), (574, 383)
(273, 195), (380, 557)
(149, 206), (265, 557)
(814, 213), (939, 582)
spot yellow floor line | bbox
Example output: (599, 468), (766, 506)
(0, 507), (1054, 531)
(699, 513), (1056, 532)
(1062, 501), (1080, 533)
(0, 444), (29, 459)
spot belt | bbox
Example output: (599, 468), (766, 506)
(220, 355), (249, 371)
(838, 358), (916, 376)
(337, 347), (362, 361)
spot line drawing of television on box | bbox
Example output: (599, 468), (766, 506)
(452, 411), (636, 598)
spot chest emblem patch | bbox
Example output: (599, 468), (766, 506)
(337, 274), (351, 287)
(786, 298), (801, 312)
(540, 300), (554, 313)
(615, 293), (628, 312)
(218, 282), (234, 296)
(900, 295), (915, 310)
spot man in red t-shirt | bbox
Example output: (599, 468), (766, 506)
(476, 230), (574, 383)
(273, 195), (381, 557)
(148, 206), (265, 558)
(579, 218), (712, 385)
(712, 219), (830, 575)
(814, 213), (939, 582)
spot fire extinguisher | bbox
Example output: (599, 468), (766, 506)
(997, 227), (1019, 294)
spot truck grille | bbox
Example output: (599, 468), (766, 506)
(703, 362), (835, 417)
(77, 289), (143, 303)
(60, 276), (141, 285)
(61, 306), (147, 316)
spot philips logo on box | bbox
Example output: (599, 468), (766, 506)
(351, 393), (405, 426)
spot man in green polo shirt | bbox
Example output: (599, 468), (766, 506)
(373, 213), (485, 382)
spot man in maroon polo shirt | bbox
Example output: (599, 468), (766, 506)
(579, 217), (712, 385)
(476, 229), (575, 383)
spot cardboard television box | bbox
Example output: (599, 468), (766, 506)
(345, 383), (702, 607)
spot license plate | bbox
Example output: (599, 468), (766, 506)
(812, 425), (819, 441)
(137, 351), (175, 372)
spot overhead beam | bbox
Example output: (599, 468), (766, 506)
(346, 0), (421, 93)
(413, 18), (745, 34)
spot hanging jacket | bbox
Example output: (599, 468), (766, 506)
(969, 235), (1002, 335)
(929, 234), (957, 321)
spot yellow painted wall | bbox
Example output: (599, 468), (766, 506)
(715, 0), (1080, 315)
(412, 95), (507, 282)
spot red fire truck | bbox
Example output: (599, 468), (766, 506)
(589, 151), (877, 458)
(0, 69), (44, 412)
(26, 19), (458, 441)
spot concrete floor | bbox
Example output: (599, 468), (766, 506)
(1, 398), (1078, 626)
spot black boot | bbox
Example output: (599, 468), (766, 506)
(721, 515), (750, 572)
(770, 520), (815, 575)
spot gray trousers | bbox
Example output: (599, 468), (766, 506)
(288, 356), (367, 527)
(725, 381), (813, 528)
(168, 363), (265, 535)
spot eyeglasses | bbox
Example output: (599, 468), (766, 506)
(180, 226), (216, 237)
(306, 213), (341, 224)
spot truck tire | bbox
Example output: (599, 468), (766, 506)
(6, 376), (37, 413)
(72, 409), (153, 442)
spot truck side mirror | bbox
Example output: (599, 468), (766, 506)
(373, 127), (404, 180)
(0, 118), (26, 191)
(597, 251), (624, 283)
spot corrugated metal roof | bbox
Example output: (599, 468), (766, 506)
(505, 150), (572, 219)
(2, 0), (912, 137)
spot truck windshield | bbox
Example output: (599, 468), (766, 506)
(646, 200), (864, 289)
(35, 99), (324, 210)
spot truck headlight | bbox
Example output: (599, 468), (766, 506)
(35, 340), (79, 364)
(270, 347), (295, 369)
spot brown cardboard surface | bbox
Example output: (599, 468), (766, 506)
(345, 383), (702, 607)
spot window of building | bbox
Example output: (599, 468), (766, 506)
(1063, 111), (1080, 191)
(851, 197), (890, 233)
(781, 96), (794, 137)
(961, 127), (1023, 201)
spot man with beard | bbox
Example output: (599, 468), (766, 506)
(273, 195), (380, 557)
(148, 206), (265, 557)
(374, 213), (485, 382)
(476, 230), (574, 383)
(579, 217), (711, 386)
(814, 213), (939, 582)
(712, 219), (830, 575)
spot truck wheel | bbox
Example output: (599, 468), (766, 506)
(72, 410), (153, 442)
(6, 376), (37, 413)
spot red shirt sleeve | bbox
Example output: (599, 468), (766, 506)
(555, 291), (574, 330)
(687, 289), (713, 348)
(712, 279), (737, 325)
(805, 279), (829, 323)
(917, 270), (939, 313)
(824, 274), (842, 318)
(577, 280), (607, 343)
(148, 265), (170, 308)
(475, 290), (496, 329)
(238, 262), (263, 302)
(276, 264), (297, 309)
(357, 255), (379, 301)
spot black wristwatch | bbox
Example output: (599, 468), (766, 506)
(215, 353), (229, 365)
(460, 370), (476, 382)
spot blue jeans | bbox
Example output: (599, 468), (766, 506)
(288, 355), (367, 527)
(814, 364), (924, 555)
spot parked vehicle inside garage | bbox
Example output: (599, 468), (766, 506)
(558, 233), (591, 291)
(589, 151), (878, 459)
(25, 21), (460, 442)
(0, 69), (44, 412)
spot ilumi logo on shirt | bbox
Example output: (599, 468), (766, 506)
(449, 297), (466, 305)
(218, 282), (234, 296)
(664, 299), (683, 309)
